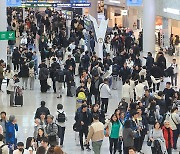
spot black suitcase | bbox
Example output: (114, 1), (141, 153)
(15, 95), (23, 106)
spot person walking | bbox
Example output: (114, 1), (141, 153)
(38, 63), (49, 93)
(29, 64), (35, 90)
(7, 74), (20, 107)
(19, 62), (29, 90)
(34, 101), (50, 119)
(170, 58), (178, 88)
(65, 65), (74, 97)
(0, 60), (5, 92)
(168, 107), (180, 150)
(87, 114), (104, 154)
(99, 78), (111, 113)
(123, 120), (134, 154)
(54, 66), (64, 98)
(56, 104), (67, 147)
(107, 114), (122, 154)
(45, 115), (59, 146)
(6, 115), (18, 153)
(75, 104), (91, 151)
(149, 122), (167, 154)
(162, 120), (174, 154)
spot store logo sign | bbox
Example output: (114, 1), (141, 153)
(163, 8), (180, 15)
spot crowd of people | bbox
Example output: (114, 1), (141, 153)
(0, 6), (179, 154)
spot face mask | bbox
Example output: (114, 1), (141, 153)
(19, 148), (24, 152)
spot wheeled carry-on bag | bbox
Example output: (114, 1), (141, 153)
(14, 87), (23, 106)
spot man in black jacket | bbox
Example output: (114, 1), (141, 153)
(34, 101), (50, 119)
(120, 62), (131, 85)
(65, 65), (74, 97)
(75, 104), (91, 151)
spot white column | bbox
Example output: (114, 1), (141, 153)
(0, 0), (7, 63)
(162, 17), (170, 48)
(143, 0), (155, 52)
(88, 0), (98, 20)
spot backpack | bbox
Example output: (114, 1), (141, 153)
(112, 65), (119, 75)
(77, 92), (86, 100)
(57, 111), (66, 123)
(0, 144), (5, 153)
(91, 67), (99, 77)
(56, 70), (64, 82)
(148, 110), (156, 125)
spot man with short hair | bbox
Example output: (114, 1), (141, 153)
(75, 104), (91, 151)
(99, 78), (111, 113)
(13, 142), (29, 154)
(34, 101), (50, 119)
(40, 137), (49, 153)
(170, 58), (178, 88)
(56, 104), (67, 147)
(45, 115), (59, 146)
(87, 114), (104, 154)
(128, 147), (137, 154)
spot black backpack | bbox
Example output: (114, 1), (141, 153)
(0, 144), (5, 153)
(148, 110), (156, 125)
(57, 111), (66, 123)
(91, 67), (98, 77)
(57, 70), (64, 82)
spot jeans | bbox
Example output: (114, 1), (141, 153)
(101, 98), (109, 113)
(172, 129), (179, 149)
(56, 82), (63, 97)
(112, 76), (118, 90)
(79, 126), (88, 148)
(10, 91), (14, 106)
(22, 77), (28, 89)
(67, 83), (72, 96)
(109, 137), (118, 154)
(134, 137), (141, 152)
(94, 92), (100, 104)
(92, 141), (103, 154)
(58, 125), (65, 146)
(171, 73), (177, 87)
(29, 77), (35, 90)
(0, 78), (3, 90)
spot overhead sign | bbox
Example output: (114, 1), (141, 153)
(126, 0), (142, 6)
(0, 31), (15, 40)
(6, 0), (22, 7)
(21, 2), (91, 8)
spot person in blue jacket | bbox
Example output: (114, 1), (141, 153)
(6, 115), (18, 153)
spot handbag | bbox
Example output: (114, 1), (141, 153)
(73, 122), (82, 132)
(104, 126), (109, 137)
(147, 129), (153, 146)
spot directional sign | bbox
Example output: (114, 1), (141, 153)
(0, 31), (15, 40)
(6, 0), (22, 7)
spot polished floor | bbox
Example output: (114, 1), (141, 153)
(0, 53), (180, 154)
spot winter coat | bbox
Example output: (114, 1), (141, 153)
(6, 122), (18, 144)
(162, 126), (173, 149)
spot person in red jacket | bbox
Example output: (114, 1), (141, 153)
(162, 120), (173, 154)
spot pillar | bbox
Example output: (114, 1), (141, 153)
(162, 17), (170, 48)
(143, 0), (155, 52)
(88, 0), (98, 20)
(0, 0), (7, 63)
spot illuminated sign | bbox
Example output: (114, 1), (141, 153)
(163, 8), (180, 15)
(6, 0), (21, 7)
(126, 0), (142, 6)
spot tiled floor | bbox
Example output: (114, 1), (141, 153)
(0, 52), (180, 154)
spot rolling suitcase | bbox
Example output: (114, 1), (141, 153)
(15, 95), (23, 106)
(14, 87), (23, 106)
